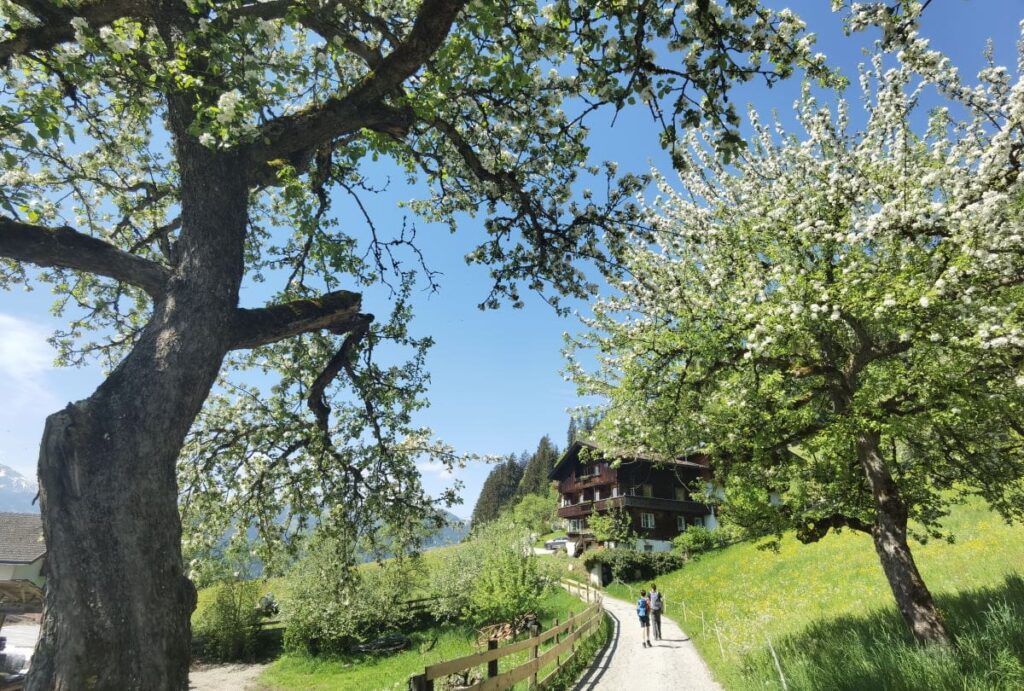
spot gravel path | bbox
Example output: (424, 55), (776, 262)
(189, 662), (270, 690)
(575, 594), (721, 691)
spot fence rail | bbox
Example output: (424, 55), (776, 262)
(408, 593), (603, 691)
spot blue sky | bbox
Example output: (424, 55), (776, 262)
(1, 2), (1020, 519)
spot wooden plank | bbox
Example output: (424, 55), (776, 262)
(471, 656), (540, 691)
(426, 604), (600, 680)
(426, 633), (538, 679)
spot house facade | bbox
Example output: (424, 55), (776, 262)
(550, 441), (717, 555)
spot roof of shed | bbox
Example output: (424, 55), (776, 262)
(0, 512), (45, 565)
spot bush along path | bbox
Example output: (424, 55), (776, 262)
(574, 591), (721, 691)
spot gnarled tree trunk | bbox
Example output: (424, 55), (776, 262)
(27, 149), (250, 690)
(858, 432), (949, 645)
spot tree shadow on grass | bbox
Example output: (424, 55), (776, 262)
(739, 573), (1024, 691)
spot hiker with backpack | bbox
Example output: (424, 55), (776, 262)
(649, 583), (664, 641)
(637, 589), (652, 647)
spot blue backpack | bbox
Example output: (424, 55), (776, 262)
(637, 597), (648, 616)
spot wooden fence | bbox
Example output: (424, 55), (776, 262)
(408, 596), (604, 691)
(558, 578), (598, 603)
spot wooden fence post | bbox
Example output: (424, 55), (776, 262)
(529, 621), (540, 688)
(553, 617), (560, 667)
(408, 673), (432, 691)
(487, 638), (499, 679)
(571, 610), (577, 654)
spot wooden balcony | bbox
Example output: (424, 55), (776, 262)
(557, 495), (709, 520)
(615, 495), (710, 514)
(558, 473), (617, 495)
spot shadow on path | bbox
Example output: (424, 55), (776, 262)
(573, 608), (620, 691)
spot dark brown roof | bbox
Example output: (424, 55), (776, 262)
(548, 440), (710, 479)
(0, 512), (45, 564)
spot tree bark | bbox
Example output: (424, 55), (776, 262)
(858, 431), (949, 645)
(27, 147), (251, 690)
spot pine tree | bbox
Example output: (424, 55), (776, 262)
(518, 436), (560, 498)
(471, 457), (525, 527)
(566, 417), (579, 448)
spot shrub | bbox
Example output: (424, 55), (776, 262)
(283, 541), (424, 656)
(429, 519), (548, 629)
(193, 579), (262, 661)
(469, 521), (546, 629)
(427, 538), (486, 622)
(672, 524), (744, 557)
(673, 526), (716, 555)
(583, 549), (684, 584)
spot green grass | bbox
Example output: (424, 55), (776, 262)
(258, 587), (588, 690)
(605, 499), (1024, 690)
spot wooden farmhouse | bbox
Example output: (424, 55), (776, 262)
(549, 441), (718, 556)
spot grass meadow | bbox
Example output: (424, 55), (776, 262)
(606, 499), (1024, 690)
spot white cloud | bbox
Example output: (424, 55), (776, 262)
(416, 460), (453, 477)
(0, 313), (60, 477)
(0, 313), (54, 382)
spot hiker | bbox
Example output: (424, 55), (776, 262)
(637, 588), (652, 647)
(649, 583), (664, 641)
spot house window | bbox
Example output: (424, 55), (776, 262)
(569, 518), (586, 533)
(611, 485), (619, 498)
(676, 515), (687, 531)
(691, 515), (705, 528)
(641, 512), (655, 529)
(595, 488), (602, 501)
(675, 486), (689, 501)
(642, 484), (653, 498)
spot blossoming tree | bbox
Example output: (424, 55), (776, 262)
(568, 16), (1024, 645)
(0, 0), (824, 687)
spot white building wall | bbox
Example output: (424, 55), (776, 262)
(634, 538), (673, 553)
(0, 559), (44, 585)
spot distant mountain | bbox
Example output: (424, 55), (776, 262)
(0, 463), (38, 513)
(356, 509), (469, 562)
(421, 510), (470, 550)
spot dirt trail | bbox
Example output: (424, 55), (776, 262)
(575, 593), (721, 691)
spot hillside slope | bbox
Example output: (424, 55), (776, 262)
(607, 499), (1024, 690)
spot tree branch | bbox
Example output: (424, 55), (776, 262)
(246, 0), (465, 169)
(229, 289), (366, 350)
(306, 313), (373, 432)
(0, 216), (170, 298)
(248, 107), (414, 189)
(795, 513), (873, 543)
(0, 0), (148, 65)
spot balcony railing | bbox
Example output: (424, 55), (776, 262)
(556, 495), (709, 519)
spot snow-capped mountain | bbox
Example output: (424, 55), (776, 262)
(0, 463), (38, 512)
